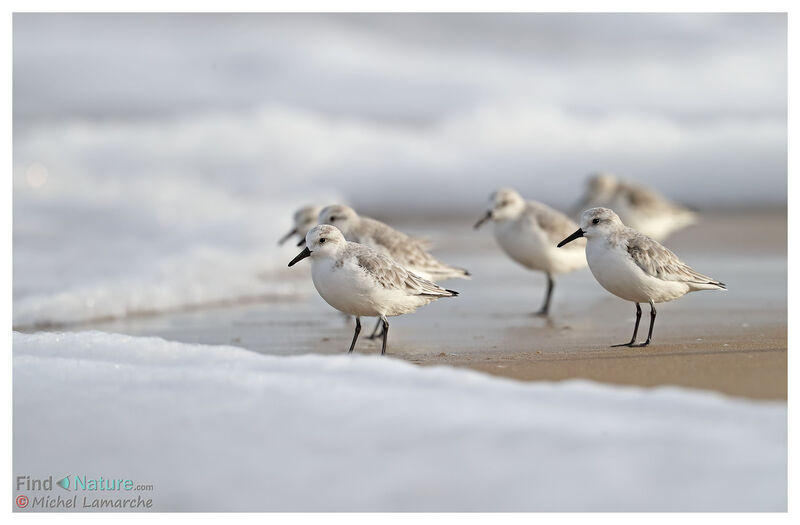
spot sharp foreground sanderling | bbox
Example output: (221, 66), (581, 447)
(318, 205), (470, 282)
(558, 207), (726, 347)
(574, 173), (697, 241)
(288, 225), (458, 355)
(474, 188), (587, 316)
(278, 205), (322, 246)
(319, 204), (469, 339)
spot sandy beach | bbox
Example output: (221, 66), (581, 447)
(31, 208), (784, 401)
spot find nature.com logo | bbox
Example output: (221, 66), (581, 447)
(15, 475), (154, 510)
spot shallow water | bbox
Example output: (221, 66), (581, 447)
(56, 210), (785, 366)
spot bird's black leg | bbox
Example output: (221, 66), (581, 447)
(380, 316), (389, 356)
(639, 301), (656, 347)
(535, 272), (554, 316)
(348, 316), (361, 354)
(367, 317), (384, 339)
(612, 303), (641, 347)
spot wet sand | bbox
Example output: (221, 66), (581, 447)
(40, 208), (787, 401)
(424, 326), (787, 400)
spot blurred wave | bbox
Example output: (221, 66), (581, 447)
(13, 110), (342, 326)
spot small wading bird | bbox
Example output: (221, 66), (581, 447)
(557, 207), (726, 347)
(278, 205), (322, 246)
(288, 225), (458, 355)
(318, 205), (469, 281)
(474, 188), (587, 316)
(573, 173), (697, 241)
(318, 204), (469, 338)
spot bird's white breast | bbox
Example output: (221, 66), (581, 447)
(310, 255), (433, 317)
(493, 219), (549, 270)
(494, 219), (586, 275)
(586, 237), (689, 303)
(311, 256), (380, 317)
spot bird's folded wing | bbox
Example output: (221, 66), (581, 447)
(528, 203), (583, 246)
(625, 231), (717, 284)
(622, 183), (691, 215)
(354, 248), (450, 296)
(409, 235), (434, 250)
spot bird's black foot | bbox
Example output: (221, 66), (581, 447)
(532, 309), (550, 318)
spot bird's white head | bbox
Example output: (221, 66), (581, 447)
(318, 205), (359, 236)
(557, 207), (623, 247)
(580, 207), (624, 238)
(288, 225), (347, 267)
(306, 224), (347, 254)
(279, 204), (322, 246)
(474, 187), (525, 228)
(294, 205), (322, 234)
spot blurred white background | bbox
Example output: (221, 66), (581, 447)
(14, 13), (786, 210)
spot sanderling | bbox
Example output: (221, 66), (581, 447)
(573, 173), (696, 241)
(318, 205), (470, 282)
(288, 225), (458, 355)
(558, 207), (726, 347)
(319, 204), (468, 339)
(474, 188), (587, 316)
(278, 205), (322, 246)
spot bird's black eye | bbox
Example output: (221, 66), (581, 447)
(329, 217), (336, 222)
(592, 218), (600, 225)
(319, 238), (326, 244)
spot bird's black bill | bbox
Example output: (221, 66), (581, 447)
(278, 228), (297, 246)
(288, 246), (312, 267)
(473, 211), (492, 230)
(557, 228), (585, 247)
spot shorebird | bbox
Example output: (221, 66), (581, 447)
(573, 173), (696, 241)
(278, 205), (322, 246)
(288, 225), (458, 355)
(317, 205), (469, 282)
(474, 188), (587, 316)
(318, 204), (468, 339)
(558, 207), (726, 346)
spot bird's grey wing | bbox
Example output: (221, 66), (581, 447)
(622, 183), (663, 208)
(361, 218), (437, 266)
(358, 218), (467, 278)
(527, 203), (583, 246)
(622, 183), (690, 214)
(362, 218), (413, 250)
(624, 230), (719, 285)
(409, 235), (434, 250)
(353, 246), (453, 297)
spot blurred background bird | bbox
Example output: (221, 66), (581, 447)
(572, 173), (697, 241)
(279, 205), (323, 246)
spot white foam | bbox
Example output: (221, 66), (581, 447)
(13, 119), (342, 327)
(13, 331), (787, 511)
